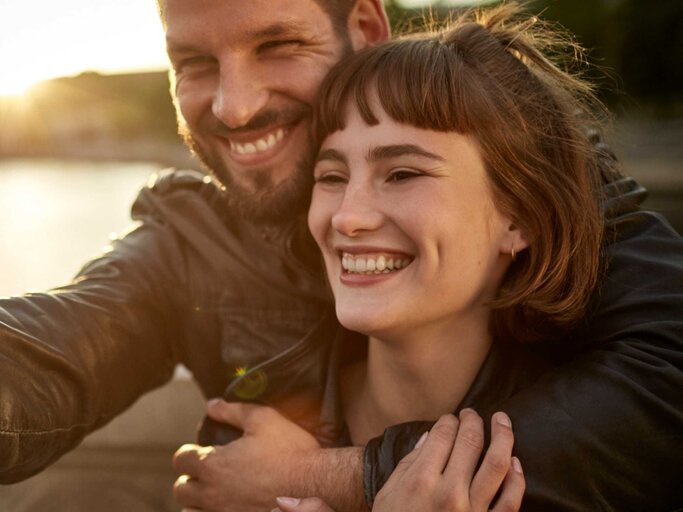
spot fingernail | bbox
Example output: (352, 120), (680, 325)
(207, 398), (221, 407)
(459, 408), (477, 419)
(496, 412), (512, 427)
(414, 431), (429, 450)
(276, 497), (301, 506)
(512, 457), (523, 473)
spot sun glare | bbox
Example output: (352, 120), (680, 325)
(0, 76), (40, 98)
(0, 0), (168, 96)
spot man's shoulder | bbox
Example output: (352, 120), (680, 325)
(131, 168), (226, 219)
(144, 168), (219, 196)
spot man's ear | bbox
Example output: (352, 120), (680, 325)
(347, 0), (391, 51)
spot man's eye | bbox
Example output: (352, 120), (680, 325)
(387, 169), (421, 182)
(174, 56), (215, 72)
(258, 40), (303, 53)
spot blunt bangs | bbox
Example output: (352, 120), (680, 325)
(314, 36), (483, 145)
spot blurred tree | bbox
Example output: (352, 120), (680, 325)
(383, 0), (683, 114)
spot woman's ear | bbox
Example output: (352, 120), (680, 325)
(347, 0), (391, 51)
(502, 222), (530, 259)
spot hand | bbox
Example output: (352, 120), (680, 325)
(172, 400), (321, 512)
(372, 410), (525, 512)
(272, 496), (336, 512)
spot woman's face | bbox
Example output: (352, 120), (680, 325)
(308, 102), (524, 339)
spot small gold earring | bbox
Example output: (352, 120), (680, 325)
(511, 247), (516, 261)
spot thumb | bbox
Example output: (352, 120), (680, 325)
(274, 497), (336, 512)
(206, 399), (260, 429)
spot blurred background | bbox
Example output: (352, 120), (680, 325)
(0, 0), (681, 510)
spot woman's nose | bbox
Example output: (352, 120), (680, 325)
(331, 185), (384, 237)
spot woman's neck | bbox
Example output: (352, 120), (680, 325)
(342, 313), (493, 446)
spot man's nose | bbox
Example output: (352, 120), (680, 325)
(212, 60), (269, 129)
(331, 183), (384, 238)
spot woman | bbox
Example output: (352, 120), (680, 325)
(275, 3), (604, 510)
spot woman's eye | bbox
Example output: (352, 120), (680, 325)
(388, 169), (421, 182)
(314, 173), (347, 185)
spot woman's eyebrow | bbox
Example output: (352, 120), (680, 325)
(316, 148), (348, 166)
(368, 144), (444, 162)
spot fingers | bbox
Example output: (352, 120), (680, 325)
(491, 457), (525, 512)
(443, 408), (485, 497)
(206, 399), (261, 429)
(272, 496), (336, 512)
(411, 414), (460, 475)
(173, 474), (203, 509)
(469, 411), (515, 508)
(172, 444), (216, 476)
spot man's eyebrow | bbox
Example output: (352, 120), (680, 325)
(166, 21), (312, 55)
(368, 144), (445, 162)
(165, 37), (201, 55)
(248, 20), (313, 40)
(316, 148), (348, 166)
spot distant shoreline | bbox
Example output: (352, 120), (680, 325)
(0, 139), (199, 171)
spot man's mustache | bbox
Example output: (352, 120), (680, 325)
(207, 104), (312, 136)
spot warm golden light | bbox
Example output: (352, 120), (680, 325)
(0, 77), (38, 98)
(0, 0), (169, 94)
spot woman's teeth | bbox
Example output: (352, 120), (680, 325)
(229, 128), (285, 155)
(341, 253), (413, 274)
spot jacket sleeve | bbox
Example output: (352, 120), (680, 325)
(0, 175), (188, 484)
(364, 190), (683, 510)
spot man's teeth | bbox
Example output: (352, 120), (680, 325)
(230, 128), (285, 155)
(341, 253), (413, 274)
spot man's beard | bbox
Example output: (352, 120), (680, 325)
(180, 121), (315, 226)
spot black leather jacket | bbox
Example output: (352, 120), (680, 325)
(0, 169), (681, 511)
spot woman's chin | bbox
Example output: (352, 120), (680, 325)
(336, 310), (388, 337)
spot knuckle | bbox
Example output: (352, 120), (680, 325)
(432, 418), (458, 443)
(435, 490), (467, 511)
(406, 472), (436, 493)
(172, 475), (190, 501)
(251, 404), (275, 423)
(495, 500), (519, 512)
(174, 443), (197, 458)
(460, 428), (484, 452)
(485, 454), (510, 475)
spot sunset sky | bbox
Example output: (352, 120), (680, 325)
(0, 0), (490, 97)
(0, 0), (168, 96)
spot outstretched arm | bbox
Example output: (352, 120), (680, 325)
(0, 175), (187, 483)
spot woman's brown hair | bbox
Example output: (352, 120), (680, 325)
(313, 2), (605, 343)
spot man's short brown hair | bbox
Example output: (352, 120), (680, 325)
(156, 0), (357, 34)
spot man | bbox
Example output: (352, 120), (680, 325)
(0, 0), (681, 511)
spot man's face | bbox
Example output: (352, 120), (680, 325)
(164, 0), (356, 223)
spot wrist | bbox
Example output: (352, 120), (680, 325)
(290, 447), (368, 512)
